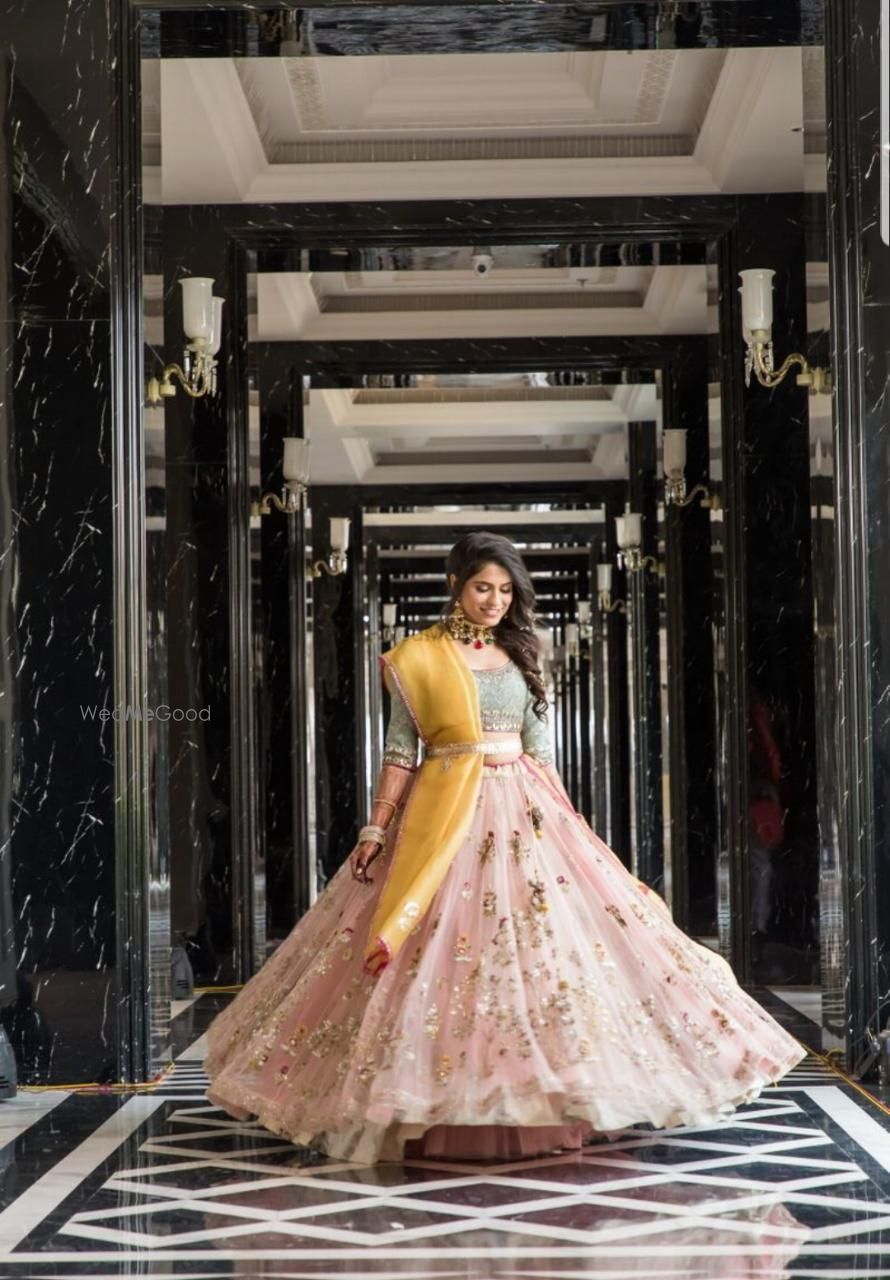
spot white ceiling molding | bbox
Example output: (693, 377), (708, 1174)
(633, 51), (677, 124)
(314, 397), (629, 437)
(304, 386), (635, 484)
(610, 384), (661, 422)
(161, 60), (266, 203)
(323, 263), (650, 298)
(274, 50), (685, 139)
(246, 155), (720, 203)
(641, 265), (707, 334)
(694, 48), (804, 193)
(364, 510), (604, 527)
(354, 461), (609, 485)
(156, 49), (811, 204)
(804, 153), (828, 193)
(257, 267), (707, 340)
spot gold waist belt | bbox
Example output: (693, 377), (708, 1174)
(427, 738), (522, 771)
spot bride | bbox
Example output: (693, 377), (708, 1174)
(204, 530), (805, 1164)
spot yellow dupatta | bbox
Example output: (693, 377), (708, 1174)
(364, 624), (484, 975)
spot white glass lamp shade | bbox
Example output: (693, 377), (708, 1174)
(738, 269), (775, 335)
(283, 437), (311, 485)
(663, 428), (687, 477)
(207, 296), (225, 356)
(179, 277), (215, 342)
(615, 512), (642, 550)
(597, 563), (613, 592)
(565, 623), (579, 648)
(382, 603), (398, 627)
(577, 599), (592, 624)
(329, 516), (351, 554)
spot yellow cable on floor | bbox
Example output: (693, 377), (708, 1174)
(20, 1061), (177, 1094)
(806, 1043), (890, 1119)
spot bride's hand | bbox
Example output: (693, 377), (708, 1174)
(350, 838), (384, 884)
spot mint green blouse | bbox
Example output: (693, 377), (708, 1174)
(382, 659), (554, 769)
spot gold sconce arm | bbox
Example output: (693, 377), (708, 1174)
(669, 482), (722, 511)
(598, 593), (627, 615)
(310, 551), (348, 579)
(251, 486), (303, 518)
(617, 549), (661, 576)
(745, 336), (831, 395)
(146, 364), (209, 406)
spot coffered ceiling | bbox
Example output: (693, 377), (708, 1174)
(256, 264), (705, 341)
(144, 45), (822, 204)
(305, 379), (657, 485)
(143, 37), (828, 489)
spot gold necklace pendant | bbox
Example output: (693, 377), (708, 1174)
(445, 605), (495, 650)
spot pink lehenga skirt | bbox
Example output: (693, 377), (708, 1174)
(203, 757), (806, 1164)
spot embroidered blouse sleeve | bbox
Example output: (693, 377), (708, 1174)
(381, 666), (419, 770)
(521, 688), (554, 765)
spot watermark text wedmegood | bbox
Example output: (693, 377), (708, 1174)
(80, 705), (210, 723)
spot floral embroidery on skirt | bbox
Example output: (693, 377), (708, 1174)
(204, 757), (805, 1164)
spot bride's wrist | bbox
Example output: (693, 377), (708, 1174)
(357, 824), (387, 846)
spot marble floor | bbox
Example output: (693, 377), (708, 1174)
(2, 994), (890, 1276)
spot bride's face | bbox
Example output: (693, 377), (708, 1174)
(451, 562), (514, 627)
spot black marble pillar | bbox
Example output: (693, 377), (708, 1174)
(159, 208), (257, 984)
(0, 3), (155, 1082)
(627, 421), (664, 891)
(603, 492), (631, 865)
(824, 0), (890, 1069)
(715, 194), (819, 984)
(255, 349), (312, 937)
(589, 541), (610, 838)
(307, 487), (363, 885)
(576, 555), (595, 825)
(662, 342), (718, 933)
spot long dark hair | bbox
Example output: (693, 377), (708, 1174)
(443, 531), (548, 720)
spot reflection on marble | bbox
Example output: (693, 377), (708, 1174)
(0, 997), (890, 1275)
(149, 2), (824, 59)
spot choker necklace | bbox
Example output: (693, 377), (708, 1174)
(445, 602), (496, 649)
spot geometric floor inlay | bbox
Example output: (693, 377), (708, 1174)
(4, 996), (890, 1277)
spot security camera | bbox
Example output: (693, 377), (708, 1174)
(472, 252), (494, 277)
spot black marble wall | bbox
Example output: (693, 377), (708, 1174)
(0, 3), (155, 1082)
(626, 421), (663, 891)
(306, 487), (363, 886)
(823, 0), (890, 1069)
(707, 195), (820, 986)
(662, 339), (717, 934)
(255, 348), (312, 938)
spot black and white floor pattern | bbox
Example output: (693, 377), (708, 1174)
(2, 994), (890, 1276)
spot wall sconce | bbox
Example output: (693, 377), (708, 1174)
(564, 622), (580, 661)
(615, 513), (658, 575)
(382, 602), (398, 645)
(663, 429), (721, 509)
(252, 437), (310, 518)
(146, 277), (225, 406)
(597, 563), (626, 615)
(577, 598), (594, 641)
(310, 516), (351, 579)
(738, 269), (831, 395)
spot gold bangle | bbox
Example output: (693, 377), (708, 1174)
(373, 797), (398, 812)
